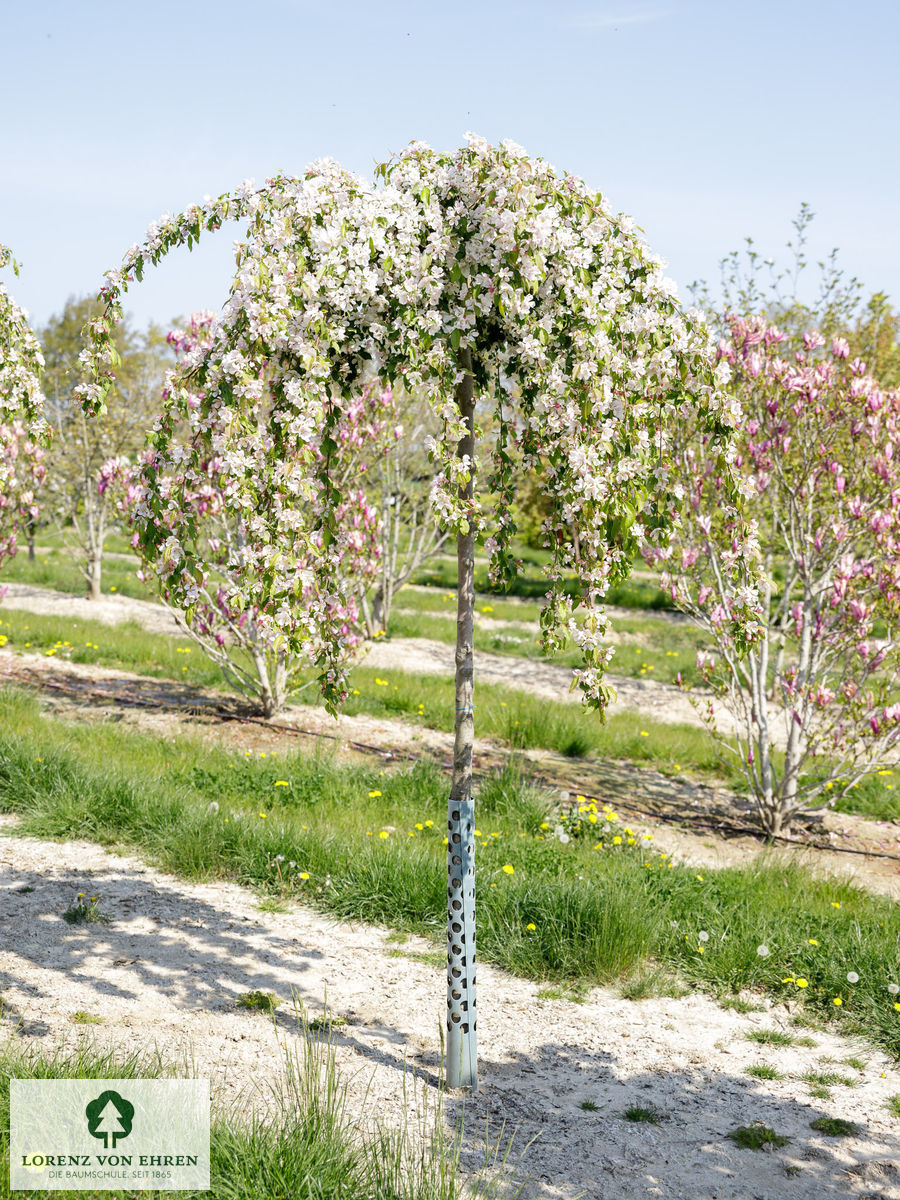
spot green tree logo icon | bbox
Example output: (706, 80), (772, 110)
(85, 1091), (134, 1149)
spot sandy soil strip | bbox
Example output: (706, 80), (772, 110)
(2, 824), (899, 1199)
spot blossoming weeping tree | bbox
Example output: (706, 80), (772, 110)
(80, 136), (755, 1090)
(100, 312), (398, 717)
(0, 245), (48, 583)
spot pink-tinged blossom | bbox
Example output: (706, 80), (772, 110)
(0, 245), (48, 578)
(655, 310), (900, 835)
(76, 136), (756, 715)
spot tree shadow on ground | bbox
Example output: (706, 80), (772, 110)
(2, 840), (898, 1200)
(445, 1039), (900, 1200)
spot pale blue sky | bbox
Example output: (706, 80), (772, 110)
(2, 0), (897, 330)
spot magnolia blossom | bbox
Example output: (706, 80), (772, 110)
(0, 244), (48, 577)
(656, 312), (900, 834)
(79, 136), (752, 712)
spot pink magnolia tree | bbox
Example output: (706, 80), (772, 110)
(101, 312), (396, 717)
(654, 314), (900, 835)
(0, 245), (48, 584)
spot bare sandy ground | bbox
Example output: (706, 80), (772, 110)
(2, 824), (899, 1200)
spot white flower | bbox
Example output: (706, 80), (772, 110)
(888, 983), (899, 995)
(757, 945), (770, 957)
(698, 931), (709, 943)
(207, 801), (219, 814)
(846, 971), (859, 984)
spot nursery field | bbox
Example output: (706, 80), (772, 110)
(2, 559), (900, 1199)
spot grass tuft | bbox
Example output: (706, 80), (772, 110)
(745, 1063), (782, 1080)
(809, 1116), (858, 1137)
(621, 1104), (660, 1124)
(727, 1123), (790, 1150)
(236, 991), (281, 1013)
(745, 1030), (795, 1047)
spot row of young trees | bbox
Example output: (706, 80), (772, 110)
(3, 146), (900, 1089)
(4, 196), (900, 847)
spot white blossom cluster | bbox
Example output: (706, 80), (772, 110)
(78, 137), (750, 711)
(0, 245), (48, 571)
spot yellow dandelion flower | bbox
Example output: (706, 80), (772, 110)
(526, 923), (536, 931)
(258, 812), (267, 819)
(833, 997), (842, 1006)
(368, 790), (382, 797)
(379, 831), (390, 839)
(502, 864), (514, 875)
(796, 978), (809, 988)
(298, 872), (310, 880)
(807, 938), (819, 946)
(274, 781), (289, 787)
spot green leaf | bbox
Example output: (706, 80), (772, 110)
(450, 329), (461, 353)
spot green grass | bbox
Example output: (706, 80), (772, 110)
(579, 1100), (599, 1112)
(0, 1036), (473, 1200)
(62, 894), (111, 925)
(410, 552), (672, 610)
(5, 574), (900, 822)
(745, 1063), (782, 1080)
(236, 990), (281, 1013)
(1, 542), (155, 602)
(719, 997), (764, 1014)
(621, 1105), (660, 1124)
(387, 605), (707, 687)
(809, 1116), (858, 1137)
(340, 663), (734, 776)
(801, 1069), (856, 1088)
(745, 1030), (797, 1047)
(2, 690), (900, 1059)
(0, 608), (229, 689)
(885, 1094), (900, 1117)
(70, 1011), (103, 1025)
(726, 1123), (790, 1150)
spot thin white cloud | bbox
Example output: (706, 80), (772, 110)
(567, 8), (669, 29)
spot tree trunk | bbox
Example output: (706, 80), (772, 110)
(446, 347), (477, 1091)
(87, 551), (102, 601)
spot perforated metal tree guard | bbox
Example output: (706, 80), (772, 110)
(446, 795), (477, 1089)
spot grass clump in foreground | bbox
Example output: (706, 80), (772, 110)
(2, 689), (900, 1059)
(745, 1063), (782, 1080)
(0, 1036), (481, 1200)
(62, 893), (110, 925)
(621, 1104), (660, 1124)
(809, 1116), (858, 1137)
(236, 990), (281, 1013)
(727, 1123), (790, 1150)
